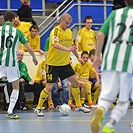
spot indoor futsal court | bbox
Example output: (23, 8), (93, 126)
(0, 108), (132, 133)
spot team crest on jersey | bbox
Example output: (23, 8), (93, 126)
(52, 36), (59, 42)
(40, 69), (46, 75)
(76, 35), (81, 40)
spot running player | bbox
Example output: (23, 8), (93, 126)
(0, 11), (38, 119)
(91, 0), (133, 132)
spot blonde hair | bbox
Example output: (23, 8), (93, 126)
(60, 13), (72, 21)
(20, 0), (30, 4)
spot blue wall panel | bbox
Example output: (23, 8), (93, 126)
(0, 0), (7, 8)
(10, 0), (42, 9)
(46, 0), (63, 3)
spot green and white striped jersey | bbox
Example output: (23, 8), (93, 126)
(100, 6), (133, 74)
(0, 23), (28, 67)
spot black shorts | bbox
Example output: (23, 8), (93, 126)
(46, 64), (75, 83)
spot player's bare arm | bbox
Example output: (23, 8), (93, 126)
(93, 32), (105, 71)
(72, 50), (85, 65)
(24, 43), (38, 65)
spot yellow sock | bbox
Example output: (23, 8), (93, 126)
(37, 89), (49, 109)
(86, 83), (93, 104)
(93, 86), (101, 103)
(48, 100), (53, 106)
(68, 97), (73, 105)
(80, 98), (85, 105)
(71, 87), (82, 108)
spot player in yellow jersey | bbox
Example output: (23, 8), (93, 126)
(34, 60), (54, 110)
(74, 51), (100, 107)
(14, 14), (32, 50)
(35, 13), (91, 116)
(76, 16), (96, 52)
(26, 25), (44, 54)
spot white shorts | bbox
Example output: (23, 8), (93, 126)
(99, 70), (132, 102)
(0, 66), (20, 82)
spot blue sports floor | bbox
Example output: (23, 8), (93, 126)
(0, 108), (133, 133)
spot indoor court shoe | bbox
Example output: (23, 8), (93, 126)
(102, 125), (115, 133)
(34, 109), (44, 117)
(91, 107), (104, 133)
(6, 112), (20, 119)
(82, 104), (90, 109)
(75, 106), (91, 113)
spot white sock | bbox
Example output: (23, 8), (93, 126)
(110, 101), (129, 123)
(7, 89), (19, 113)
(98, 98), (113, 113)
(106, 122), (114, 129)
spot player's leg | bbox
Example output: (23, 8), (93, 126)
(68, 75), (91, 113)
(5, 66), (20, 119)
(103, 72), (132, 132)
(103, 101), (129, 133)
(85, 82), (93, 106)
(79, 80), (90, 109)
(68, 82), (76, 110)
(35, 65), (57, 116)
(91, 70), (119, 133)
(35, 83), (54, 116)
(6, 79), (20, 119)
(92, 83), (101, 104)
(59, 64), (90, 113)
(80, 82), (86, 105)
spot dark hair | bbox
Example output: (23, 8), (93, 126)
(53, 22), (59, 28)
(30, 25), (39, 31)
(81, 51), (89, 57)
(4, 11), (16, 22)
(125, 0), (133, 6)
(84, 16), (93, 23)
(89, 49), (96, 57)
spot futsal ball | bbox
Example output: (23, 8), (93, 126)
(59, 104), (71, 116)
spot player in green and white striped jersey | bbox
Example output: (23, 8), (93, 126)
(0, 11), (38, 119)
(91, 0), (133, 132)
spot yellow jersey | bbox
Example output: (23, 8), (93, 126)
(76, 27), (96, 52)
(26, 33), (40, 51)
(34, 60), (46, 82)
(74, 61), (96, 80)
(46, 25), (73, 66)
(14, 22), (32, 50)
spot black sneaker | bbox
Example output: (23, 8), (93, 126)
(20, 105), (30, 111)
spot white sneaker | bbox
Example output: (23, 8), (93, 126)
(82, 104), (90, 109)
(75, 106), (91, 113)
(34, 109), (44, 117)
